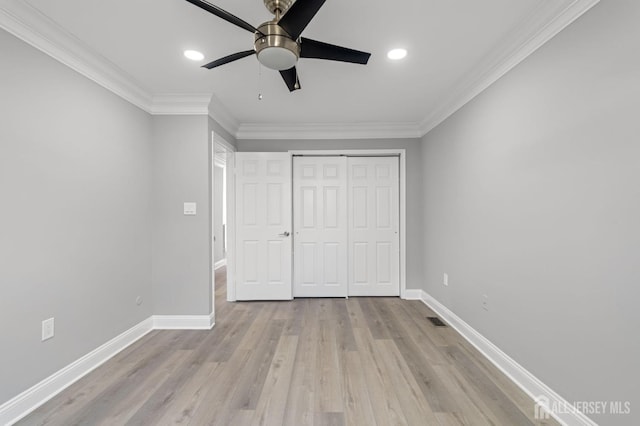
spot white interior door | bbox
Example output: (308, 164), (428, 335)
(235, 153), (292, 300)
(348, 157), (400, 296)
(293, 156), (348, 297)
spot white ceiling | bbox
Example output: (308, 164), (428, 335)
(1, 0), (597, 137)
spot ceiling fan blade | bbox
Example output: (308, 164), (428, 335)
(280, 67), (301, 92)
(202, 50), (255, 69)
(300, 38), (371, 64)
(184, 0), (259, 33)
(277, 0), (326, 39)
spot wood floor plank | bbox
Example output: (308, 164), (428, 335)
(435, 412), (467, 426)
(316, 298), (336, 321)
(92, 350), (190, 426)
(444, 345), (535, 426)
(123, 351), (224, 425)
(376, 297), (460, 414)
(224, 320), (286, 413)
(152, 361), (221, 425)
(113, 329), (184, 366)
(334, 299), (357, 352)
(282, 300), (304, 336)
(344, 296), (369, 329)
(282, 310), (319, 426)
(22, 333), (159, 426)
(358, 298), (391, 340)
(236, 303), (276, 352)
(314, 320), (345, 414)
(186, 304), (250, 365)
(313, 412), (345, 426)
(102, 350), (196, 426)
(399, 299), (452, 347)
(431, 364), (499, 426)
(343, 351), (377, 426)
(207, 304), (260, 363)
(110, 330), (163, 364)
(387, 297), (450, 365)
(454, 339), (560, 425)
(351, 327), (408, 425)
(374, 339), (441, 425)
(227, 409), (256, 425)
(251, 335), (299, 426)
(184, 349), (254, 425)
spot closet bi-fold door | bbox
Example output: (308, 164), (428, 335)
(348, 157), (400, 296)
(293, 156), (348, 297)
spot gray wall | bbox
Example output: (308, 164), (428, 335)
(237, 138), (423, 290)
(151, 115), (212, 315)
(213, 166), (225, 263)
(420, 1), (639, 424)
(0, 29), (153, 404)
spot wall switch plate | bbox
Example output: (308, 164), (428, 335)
(42, 318), (54, 341)
(184, 202), (197, 215)
(482, 294), (489, 311)
(443, 273), (449, 286)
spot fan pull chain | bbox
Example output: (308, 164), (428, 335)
(257, 62), (263, 101)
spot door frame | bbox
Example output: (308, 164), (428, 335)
(209, 132), (236, 305)
(227, 148), (408, 300)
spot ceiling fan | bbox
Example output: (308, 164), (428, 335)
(184, 0), (371, 92)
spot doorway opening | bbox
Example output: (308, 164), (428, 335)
(211, 133), (235, 316)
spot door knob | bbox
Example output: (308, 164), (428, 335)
(279, 231), (290, 237)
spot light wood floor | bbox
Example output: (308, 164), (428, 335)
(19, 268), (558, 426)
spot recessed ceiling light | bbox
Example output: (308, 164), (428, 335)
(184, 50), (204, 61)
(387, 48), (407, 60)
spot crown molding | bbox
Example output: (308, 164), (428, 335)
(417, 0), (600, 136)
(0, 0), (153, 112)
(236, 121), (423, 140)
(1, 0), (599, 141)
(150, 93), (211, 115)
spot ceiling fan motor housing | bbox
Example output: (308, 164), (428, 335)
(263, 0), (295, 15)
(254, 21), (300, 70)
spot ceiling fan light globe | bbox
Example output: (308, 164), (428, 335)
(257, 47), (298, 70)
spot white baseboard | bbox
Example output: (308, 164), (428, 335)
(0, 312), (216, 425)
(402, 288), (423, 300)
(214, 258), (226, 270)
(418, 290), (596, 426)
(0, 317), (154, 426)
(152, 313), (215, 330)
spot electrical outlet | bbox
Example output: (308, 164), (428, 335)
(42, 318), (54, 341)
(482, 294), (489, 311)
(183, 202), (197, 215)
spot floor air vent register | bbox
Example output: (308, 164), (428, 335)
(427, 316), (447, 327)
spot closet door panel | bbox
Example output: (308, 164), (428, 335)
(293, 157), (348, 297)
(348, 157), (400, 296)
